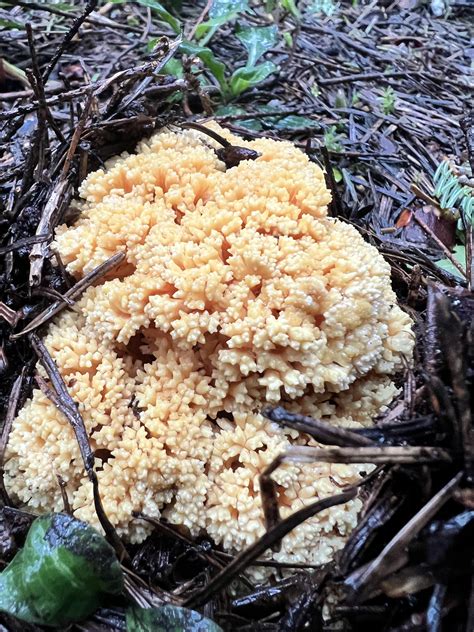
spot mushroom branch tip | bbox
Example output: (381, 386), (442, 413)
(5, 122), (414, 573)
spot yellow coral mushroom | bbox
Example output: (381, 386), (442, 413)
(5, 123), (414, 569)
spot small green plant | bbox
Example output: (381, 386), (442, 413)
(381, 86), (396, 115)
(0, 514), (123, 626)
(144, 1), (280, 100)
(111, 0), (181, 34)
(195, 0), (249, 45)
(433, 160), (473, 222)
(162, 22), (279, 100)
(432, 160), (473, 279)
(351, 90), (361, 106)
(334, 89), (347, 109)
(280, 0), (301, 18)
(308, 0), (339, 17)
(283, 31), (293, 47)
(324, 126), (344, 152)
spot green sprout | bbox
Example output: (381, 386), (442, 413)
(324, 126), (344, 152)
(381, 86), (396, 115)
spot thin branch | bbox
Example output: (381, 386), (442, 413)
(413, 214), (467, 279)
(263, 406), (374, 447)
(0, 373), (25, 504)
(29, 334), (128, 561)
(14, 251), (125, 338)
(28, 180), (72, 287)
(42, 0), (99, 83)
(184, 490), (356, 609)
(267, 445), (452, 468)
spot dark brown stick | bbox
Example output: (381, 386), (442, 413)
(263, 407), (374, 447)
(0, 373), (24, 504)
(42, 0), (99, 83)
(14, 251), (125, 338)
(30, 334), (128, 561)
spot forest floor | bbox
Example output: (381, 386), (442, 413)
(0, 1), (473, 631)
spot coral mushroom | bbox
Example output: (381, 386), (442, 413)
(5, 123), (414, 570)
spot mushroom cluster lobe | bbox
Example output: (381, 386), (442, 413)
(5, 124), (414, 572)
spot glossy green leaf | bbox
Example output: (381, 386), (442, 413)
(281, 0), (301, 18)
(236, 25), (278, 68)
(214, 105), (263, 130)
(162, 58), (184, 77)
(283, 31), (293, 48)
(230, 61), (277, 96)
(332, 166), (343, 183)
(126, 605), (224, 632)
(111, 0), (181, 33)
(435, 245), (466, 280)
(137, 0), (181, 33)
(272, 114), (320, 130)
(180, 40), (228, 90)
(239, 104), (320, 131)
(209, 0), (247, 19)
(0, 513), (123, 626)
(196, 0), (248, 43)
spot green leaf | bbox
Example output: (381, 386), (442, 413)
(270, 114), (319, 130)
(281, 0), (300, 18)
(272, 114), (320, 130)
(111, 0), (181, 33)
(435, 245), (466, 280)
(283, 31), (293, 48)
(229, 61), (277, 96)
(216, 104), (319, 131)
(0, 513), (123, 626)
(236, 25), (278, 68)
(307, 0), (339, 17)
(0, 18), (24, 29)
(195, 0), (248, 43)
(209, 0), (248, 19)
(332, 167), (343, 183)
(162, 58), (184, 77)
(180, 40), (227, 90)
(214, 105), (263, 130)
(127, 605), (224, 632)
(137, 0), (181, 33)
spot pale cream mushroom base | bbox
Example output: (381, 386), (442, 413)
(5, 124), (414, 573)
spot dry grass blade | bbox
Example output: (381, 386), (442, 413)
(268, 445), (452, 466)
(0, 302), (19, 327)
(0, 56), (183, 121)
(28, 180), (72, 287)
(0, 234), (50, 256)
